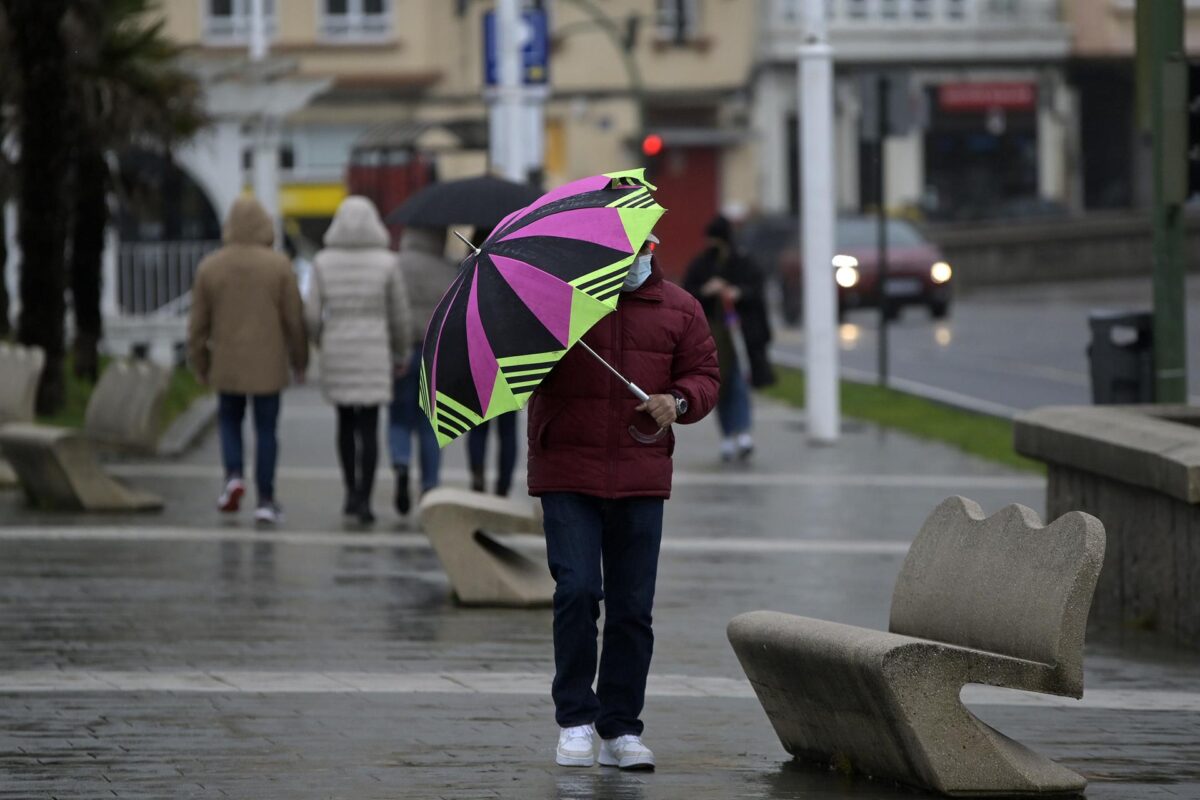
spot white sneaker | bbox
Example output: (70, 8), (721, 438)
(720, 437), (736, 462)
(736, 432), (755, 461)
(217, 477), (245, 513)
(254, 502), (284, 525)
(555, 724), (596, 767)
(598, 734), (655, 771)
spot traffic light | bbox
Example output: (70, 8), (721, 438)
(641, 133), (664, 158)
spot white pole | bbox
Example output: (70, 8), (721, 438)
(249, 0), (268, 62)
(496, 0), (525, 182)
(799, 0), (840, 443)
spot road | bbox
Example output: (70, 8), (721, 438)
(771, 277), (1200, 416)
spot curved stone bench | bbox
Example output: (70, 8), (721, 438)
(0, 343), (45, 488)
(0, 360), (170, 511)
(417, 487), (552, 607)
(728, 496), (1105, 797)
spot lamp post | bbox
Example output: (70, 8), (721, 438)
(798, 0), (839, 443)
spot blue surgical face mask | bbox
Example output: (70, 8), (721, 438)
(622, 254), (653, 292)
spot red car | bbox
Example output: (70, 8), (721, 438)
(777, 216), (953, 322)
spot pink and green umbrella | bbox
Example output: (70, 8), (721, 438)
(419, 168), (666, 447)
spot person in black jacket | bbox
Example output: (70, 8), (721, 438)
(683, 214), (774, 461)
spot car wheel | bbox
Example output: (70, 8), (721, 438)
(929, 300), (950, 320)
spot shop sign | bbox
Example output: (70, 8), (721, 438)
(938, 83), (1036, 113)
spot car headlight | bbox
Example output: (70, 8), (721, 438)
(835, 265), (860, 289)
(930, 261), (952, 284)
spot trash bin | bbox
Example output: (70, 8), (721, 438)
(1087, 310), (1154, 404)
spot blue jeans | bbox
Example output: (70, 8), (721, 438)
(217, 393), (281, 503)
(388, 345), (440, 491)
(716, 365), (752, 437)
(466, 412), (518, 495)
(541, 492), (664, 738)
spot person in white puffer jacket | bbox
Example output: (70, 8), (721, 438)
(305, 196), (412, 524)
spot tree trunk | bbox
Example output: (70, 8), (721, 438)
(8, 0), (70, 414)
(70, 146), (107, 382)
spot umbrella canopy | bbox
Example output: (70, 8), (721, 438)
(385, 175), (543, 229)
(419, 168), (666, 446)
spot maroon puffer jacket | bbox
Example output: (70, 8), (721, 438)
(527, 265), (720, 499)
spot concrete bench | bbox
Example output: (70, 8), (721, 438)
(0, 360), (171, 511)
(0, 344), (45, 487)
(417, 487), (553, 607)
(728, 496), (1106, 797)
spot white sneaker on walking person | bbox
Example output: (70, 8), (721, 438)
(217, 477), (245, 513)
(598, 734), (655, 771)
(555, 724), (596, 767)
(254, 502), (284, 525)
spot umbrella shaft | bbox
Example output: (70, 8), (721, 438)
(576, 340), (650, 403)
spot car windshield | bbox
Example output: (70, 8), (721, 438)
(836, 218), (925, 248)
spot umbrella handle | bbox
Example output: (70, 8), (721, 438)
(628, 424), (669, 444)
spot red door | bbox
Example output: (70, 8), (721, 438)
(647, 146), (718, 281)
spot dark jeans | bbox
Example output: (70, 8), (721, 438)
(466, 412), (518, 495)
(541, 492), (664, 739)
(217, 393), (281, 503)
(388, 344), (441, 491)
(336, 405), (379, 506)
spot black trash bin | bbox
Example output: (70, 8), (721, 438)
(1087, 310), (1154, 404)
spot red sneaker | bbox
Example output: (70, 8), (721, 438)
(217, 478), (245, 513)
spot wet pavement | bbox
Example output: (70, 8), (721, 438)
(1, 386), (1198, 798)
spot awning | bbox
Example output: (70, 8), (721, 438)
(280, 183), (347, 218)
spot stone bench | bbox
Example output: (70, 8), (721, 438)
(1015, 404), (1200, 647)
(728, 496), (1106, 796)
(0, 359), (171, 511)
(0, 344), (45, 488)
(417, 487), (553, 607)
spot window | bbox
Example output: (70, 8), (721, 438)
(321, 0), (393, 40)
(204, 0), (276, 43)
(655, 0), (700, 44)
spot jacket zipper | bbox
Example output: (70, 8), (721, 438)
(608, 303), (622, 496)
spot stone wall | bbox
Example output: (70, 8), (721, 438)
(1046, 465), (1199, 646)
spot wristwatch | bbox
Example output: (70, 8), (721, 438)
(672, 392), (689, 418)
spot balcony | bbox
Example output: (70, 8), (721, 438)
(764, 0), (1069, 63)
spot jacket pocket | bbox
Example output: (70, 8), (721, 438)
(532, 397), (566, 452)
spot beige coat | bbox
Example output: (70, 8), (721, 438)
(398, 226), (457, 343)
(187, 197), (308, 395)
(305, 197), (412, 407)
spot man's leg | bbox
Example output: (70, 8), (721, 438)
(466, 421), (488, 492)
(494, 412), (518, 496)
(251, 393), (281, 505)
(358, 406), (380, 515)
(541, 492), (605, 729)
(336, 405), (358, 510)
(417, 413), (441, 492)
(388, 374), (413, 470)
(595, 497), (664, 740)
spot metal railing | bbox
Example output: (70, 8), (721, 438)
(772, 0), (1060, 26)
(116, 241), (220, 318)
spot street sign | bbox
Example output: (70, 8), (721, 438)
(483, 9), (549, 87)
(859, 71), (919, 142)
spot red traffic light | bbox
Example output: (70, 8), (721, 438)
(641, 133), (664, 157)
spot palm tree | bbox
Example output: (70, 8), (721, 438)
(64, 0), (207, 380)
(2, 0), (71, 413)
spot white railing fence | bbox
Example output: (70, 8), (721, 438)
(115, 240), (220, 318)
(772, 0), (1060, 26)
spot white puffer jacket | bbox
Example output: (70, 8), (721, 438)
(306, 196), (412, 406)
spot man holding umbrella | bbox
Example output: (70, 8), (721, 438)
(528, 232), (719, 770)
(416, 170), (717, 771)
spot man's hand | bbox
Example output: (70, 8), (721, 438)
(394, 356), (411, 379)
(636, 393), (677, 429)
(293, 369), (307, 386)
(700, 276), (729, 297)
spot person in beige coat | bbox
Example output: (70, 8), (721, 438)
(306, 196), (412, 524)
(188, 196), (308, 524)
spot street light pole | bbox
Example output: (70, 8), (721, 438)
(799, 0), (839, 443)
(1138, 0), (1188, 402)
(495, 0), (526, 183)
(248, 0), (281, 246)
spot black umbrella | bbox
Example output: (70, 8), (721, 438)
(385, 175), (543, 229)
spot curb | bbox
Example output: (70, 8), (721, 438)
(768, 348), (1020, 420)
(157, 394), (218, 458)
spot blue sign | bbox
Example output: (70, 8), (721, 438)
(483, 9), (549, 87)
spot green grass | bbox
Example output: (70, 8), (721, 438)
(762, 366), (1043, 473)
(37, 356), (209, 433)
